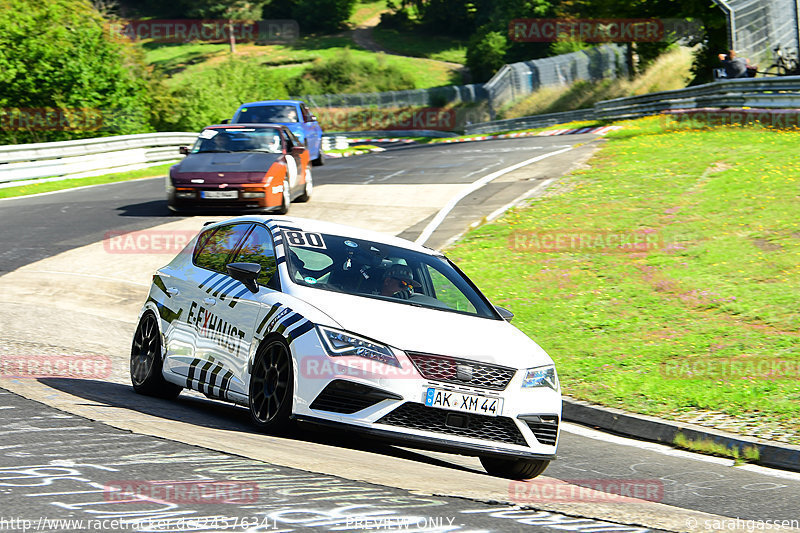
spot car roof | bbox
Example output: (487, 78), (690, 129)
(237, 100), (304, 108)
(204, 123), (287, 130)
(208, 216), (441, 257)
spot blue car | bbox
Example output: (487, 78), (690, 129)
(231, 100), (324, 166)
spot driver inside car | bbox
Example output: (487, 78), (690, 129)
(379, 264), (421, 299)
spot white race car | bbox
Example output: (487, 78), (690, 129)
(131, 216), (561, 479)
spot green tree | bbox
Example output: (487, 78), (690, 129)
(290, 0), (357, 33)
(466, 29), (509, 82)
(0, 0), (152, 143)
(185, 0), (268, 53)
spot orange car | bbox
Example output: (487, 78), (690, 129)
(167, 124), (313, 214)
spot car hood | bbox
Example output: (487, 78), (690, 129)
(176, 152), (282, 174)
(289, 286), (553, 370)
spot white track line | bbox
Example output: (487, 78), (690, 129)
(414, 146), (573, 246)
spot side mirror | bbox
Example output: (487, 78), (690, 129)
(179, 146), (189, 155)
(227, 262), (261, 293)
(220, 119), (230, 124)
(495, 306), (514, 322)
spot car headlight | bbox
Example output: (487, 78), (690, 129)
(317, 326), (400, 368)
(522, 365), (559, 391)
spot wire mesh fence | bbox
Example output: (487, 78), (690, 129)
(483, 44), (628, 113)
(719, 0), (800, 68)
(294, 44), (628, 113)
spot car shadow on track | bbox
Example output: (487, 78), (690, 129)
(37, 377), (486, 476)
(116, 200), (176, 217)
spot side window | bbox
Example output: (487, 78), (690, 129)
(233, 226), (278, 288)
(193, 224), (251, 273)
(300, 104), (313, 122)
(425, 264), (477, 314)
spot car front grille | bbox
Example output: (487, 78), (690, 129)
(310, 380), (402, 414)
(406, 352), (516, 391)
(377, 402), (528, 447)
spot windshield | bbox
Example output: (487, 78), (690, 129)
(236, 104), (299, 123)
(192, 127), (282, 154)
(283, 231), (499, 319)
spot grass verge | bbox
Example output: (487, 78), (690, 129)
(0, 163), (173, 199)
(673, 433), (760, 464)
(447, 116), (800, 440)
(372, 27), (466, 64)
(145, 37), (462, 90)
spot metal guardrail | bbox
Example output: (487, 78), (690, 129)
(0, 133), (355, 186)
(465, 109), (598, 134)
(594, 76), (800, 119)
(0, 132), (197, 186)
(466, 75), (800, 134)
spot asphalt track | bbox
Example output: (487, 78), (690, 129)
(1, 136), (799, 532)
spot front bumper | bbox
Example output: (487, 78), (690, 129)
(290, 332), (562, 459)
(167, 183), (284, 213)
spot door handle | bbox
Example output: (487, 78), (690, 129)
(203, 297), (216, 306)
(166, 287), (180, 296)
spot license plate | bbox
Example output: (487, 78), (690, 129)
(201, 190), (238, 199)
(424, 387), (503, 417)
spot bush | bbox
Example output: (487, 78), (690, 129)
(154, 58), (289, 132)
(287, 49), (415, 95)
(0, 0), (152, 144)
(466, 30), (509, 83)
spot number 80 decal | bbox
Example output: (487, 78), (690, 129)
(283, 231), (326, 249)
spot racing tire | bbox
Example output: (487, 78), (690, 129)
(479, 456), (550, 480)
(130, 312), (182, 399)
(296, 167), (313, 203)
(312, 150), (324, 166)
(276, 179), (290, 215)
(248, 337), (294, 433)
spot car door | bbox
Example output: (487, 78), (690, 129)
(282, 129), (302, 190)
(214, 223), (282, 402)
(300, 103), (321, 158)
(164, 223), (252, 398)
